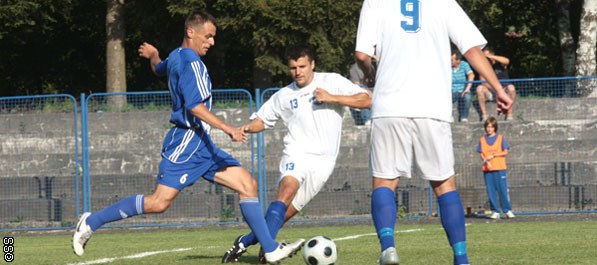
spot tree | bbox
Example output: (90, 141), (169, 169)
(106, 0), (127, 108)
(164, 0), (362, 89)
(575, 0), (597, 97)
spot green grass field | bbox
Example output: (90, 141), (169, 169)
(5, 219), (597, 265)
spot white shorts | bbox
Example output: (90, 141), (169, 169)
(370, 117), (455, 181)
(278, 155), (336, 211)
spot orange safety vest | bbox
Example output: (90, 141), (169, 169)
(480, 134), (507, 172)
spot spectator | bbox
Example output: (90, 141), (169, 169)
(451, 50), (474, 122)
(349, 62), (373, 126)
(477, 116), (515, 219)
(476, 47), (517, 121)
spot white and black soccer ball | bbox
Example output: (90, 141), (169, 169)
(302, 236), (337, 265)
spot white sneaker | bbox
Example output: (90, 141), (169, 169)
(72, 212), (93, 256)
(461, 118), (468, 122)
(379, 247), (400, 265)
(489, 212), (500, 220)
(506, 211), (515, 218)
(264, 239), (305, 264)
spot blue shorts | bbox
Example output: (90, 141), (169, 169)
(156, 144), (241, 190)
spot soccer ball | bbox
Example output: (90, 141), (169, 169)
(302, 236), (337, 265)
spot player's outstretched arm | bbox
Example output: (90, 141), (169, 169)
(464, 46), (513, 115)
(190, 103), (247, 142)
(240, 118), (266, 134)
(138, 42), (162, 76)
(313, 87), (371, 109)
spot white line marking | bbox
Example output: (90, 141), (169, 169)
(334, 228), (425, 241)
(66, 248), (192, 265)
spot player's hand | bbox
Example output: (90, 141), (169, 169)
(495, 89), (513, 116)
(138, 42), (158, 59)
(225, 126), (247, 143)
(313, 88), (331, 104)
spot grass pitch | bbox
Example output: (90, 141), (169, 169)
(5, 217), (597, 265)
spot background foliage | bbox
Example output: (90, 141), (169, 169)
(0, 0), (585, 96)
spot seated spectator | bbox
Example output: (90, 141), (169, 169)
(476, 47), (517, 121)
(348, 62), (372, 126)
(451, 50), (474, 122)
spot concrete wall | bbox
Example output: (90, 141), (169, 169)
(1, 97), (596, 226)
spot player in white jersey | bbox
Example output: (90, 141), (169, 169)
(222, 46), (371, 263)
(355, 0), (514, 264)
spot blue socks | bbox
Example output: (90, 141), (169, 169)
(241, 200), (287, 247)
(371, 187), (396, 252)
(240, 198), (277, 253)
(438, 191), (469, 265)
(87, 194), (144, 231)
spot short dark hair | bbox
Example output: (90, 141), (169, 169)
(185, 10), (217, 31)
(285, 45), (315, 62)
(452, 49), (462, 60)
(485, 116), (498, 132)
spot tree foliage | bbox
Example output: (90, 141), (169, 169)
(0, 0), (591, 97)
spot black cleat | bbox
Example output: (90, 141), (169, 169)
(222, 235), (247, 263)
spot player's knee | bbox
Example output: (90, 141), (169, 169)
(237, 177), (258, 198)
(145, 199), (172, 213)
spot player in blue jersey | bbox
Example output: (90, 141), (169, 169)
(72, 10), (304, 264)
(355, 0), (514, 264)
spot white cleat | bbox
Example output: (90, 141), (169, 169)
(72, 212), (93, 256)
(264, 238), (305, 264)
(379, 247), (400, 265)
(489, 212), (500, 220)
(505, 211), (515, 219)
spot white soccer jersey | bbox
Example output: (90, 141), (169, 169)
(252, 72), (368, 158)
(355, 0), (487, 122)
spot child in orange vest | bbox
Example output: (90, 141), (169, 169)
(477, 117), (515, 219)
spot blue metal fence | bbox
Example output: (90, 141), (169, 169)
(1, 75), (597, 231)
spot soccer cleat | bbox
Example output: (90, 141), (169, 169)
(505, 211), (515, 218)
(221, 235), (247, 263)
(264, 239), (305, 264)
(258, 247), (266, 264)
(72, 212), (93, 256)
(489, 212), (500, 220)
(379, 247), (400, 265)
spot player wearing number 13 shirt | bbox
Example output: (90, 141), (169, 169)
(355, 0), (514, 264)
(221, 46), (371, 263)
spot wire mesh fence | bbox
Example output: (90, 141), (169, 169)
(1, 76), (596, 231)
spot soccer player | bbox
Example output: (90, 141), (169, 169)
(354, 1), (514, 265)
(221, 45), (371, 263)
(72, 10), (304, 264)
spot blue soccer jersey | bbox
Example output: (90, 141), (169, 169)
(161, 47), (214, 163)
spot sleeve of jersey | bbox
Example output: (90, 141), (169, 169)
(464, 62), (473, 74)
(502, 135), (511, 150)
(355, 0), (376, 56)
(252, 94), (280, 129)
(180, 61), (209, 111)
(155, 59), (168, 77)
(332, 74), (369, 96)
(447, 0), (487, 55)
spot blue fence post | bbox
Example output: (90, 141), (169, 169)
(255, 89), (267, 211)
(80, 93), (90, 213)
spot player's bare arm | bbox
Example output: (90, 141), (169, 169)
(354, 51), (375, 87)
(190, 103), (247, 142)
(240, 118), (266, 134)
(138, 42), (162, 75)
(464, 46), (514, 114)
(313, 87), (371, 109)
